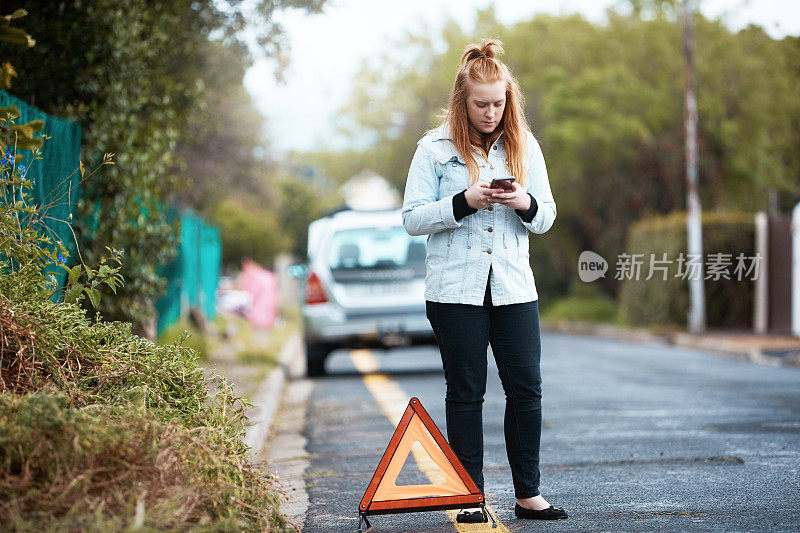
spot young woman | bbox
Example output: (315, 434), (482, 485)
(401, 39), (566, 523)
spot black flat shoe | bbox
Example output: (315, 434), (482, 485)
(456, 509), (488, 523)
(515, 503), (568, 520)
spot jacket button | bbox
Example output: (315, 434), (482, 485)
(487, 227), (493, 232)
(487, 249), (492, 254)
(452, 162), (457, 167)
(493, 145), (497, 150)
(487, 206), (493, 211)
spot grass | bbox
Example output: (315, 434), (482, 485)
(157, 318), (209, 360)
(225, 305), (300, 370)
(540, 294), (621, 325)
(0, 391), (286, 531)
(0, 275), (291, 531)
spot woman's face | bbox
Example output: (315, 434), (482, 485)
(466, 80), (506, 134)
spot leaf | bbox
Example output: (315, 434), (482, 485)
(68, 265), (81, 284)
(85, 287), (101, 308)
(64, 284), (82, 303)
(0, 25), (35, 48)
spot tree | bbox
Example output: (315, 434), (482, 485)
(321, 7), (800, 301)
(3, 0), (326, 333)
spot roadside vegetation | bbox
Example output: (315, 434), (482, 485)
(1, 10), (295, 531)
(160, 306), (302, 400)
(540, 285), (620, 325)
(0, 158), (292, 529)
(0, 145), (291, 530)
(4, 0), (330, 334)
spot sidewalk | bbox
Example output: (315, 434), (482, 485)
(542, 320), (800, 369)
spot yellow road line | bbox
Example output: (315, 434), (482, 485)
(350, 349), (511, 532)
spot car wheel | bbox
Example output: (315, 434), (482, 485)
(305, 341), (329, 377)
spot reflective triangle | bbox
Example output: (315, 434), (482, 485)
(359, 397), (484, 515)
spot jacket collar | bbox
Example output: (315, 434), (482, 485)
(432, 121), (505, 144)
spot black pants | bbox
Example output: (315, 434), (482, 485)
(425, 274), (542, 499)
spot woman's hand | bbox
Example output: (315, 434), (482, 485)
(464, 181), (499, 209)
(489, 181), (531, 211)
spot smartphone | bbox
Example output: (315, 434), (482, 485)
(489, 177), (516, 191)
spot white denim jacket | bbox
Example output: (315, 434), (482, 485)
(402, 123), (556, 305)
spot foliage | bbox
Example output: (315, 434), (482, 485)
(236, 306), (299, 367)
(157, 318), (209, 361)
(0, 391), (287, 531)
(4, 0), (327, 333)
(0, 102), (42, 152)
(271, 173), (343, 258)
(319, 4), (799, 302)
(0, 174), (289, 531)
(1, 7), (294, 528)
(0, 9), (34, 49)
(175, 39), (274, 212)
(1, 107), (121, 312)
(209, 196), (292, 270)
(540, 284), (619, 324)
(0, 10), (40, 154)
(618, 211), (755, 327)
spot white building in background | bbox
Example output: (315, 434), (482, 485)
(342, 171), (400, 211)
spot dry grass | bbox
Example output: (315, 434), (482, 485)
(0, 293), (291, 531)
(0, 392), (288, 531)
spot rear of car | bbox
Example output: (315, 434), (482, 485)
(301, 209), (436, 375)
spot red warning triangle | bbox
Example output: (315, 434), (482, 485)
(359, 397), (484, 516)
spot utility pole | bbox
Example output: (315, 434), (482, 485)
(683, 0), (706, 333)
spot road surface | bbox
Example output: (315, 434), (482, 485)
(268, 332), (800, 532)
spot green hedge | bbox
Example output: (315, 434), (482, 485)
(208, 197), (291, 271)
(618, 211), (755, 328)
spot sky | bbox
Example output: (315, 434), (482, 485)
(243, 0), (800, 154)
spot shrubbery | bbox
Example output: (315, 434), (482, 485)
(1, 91), (288, 533)
(541, 294), (619, 324)
(0, 199), (289, 531)
(209, 196), (291, 271)
(618, 211), (755, 328)
(0, 391), (285, 531)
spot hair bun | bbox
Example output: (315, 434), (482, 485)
(461, 38), (504, 65)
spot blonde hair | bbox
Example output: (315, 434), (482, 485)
(443, 38), (529, 187)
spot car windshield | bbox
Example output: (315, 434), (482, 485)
(328, 227), (426, 278)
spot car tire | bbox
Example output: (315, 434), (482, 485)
(305, 341), (330, 377)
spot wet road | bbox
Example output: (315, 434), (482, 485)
(290, 332), (800, 532)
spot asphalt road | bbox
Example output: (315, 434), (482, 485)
(296, 332), (800, 532)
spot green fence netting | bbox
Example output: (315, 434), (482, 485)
(0, 90), (82, 292)
(155, 209), (222, 335)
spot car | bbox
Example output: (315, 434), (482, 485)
(300, 208), (436, 376)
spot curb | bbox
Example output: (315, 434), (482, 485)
(244, 331), (303, 456)
(541, 320), (669, 345)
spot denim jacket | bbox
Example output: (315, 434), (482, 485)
(402, 123), (556, 306)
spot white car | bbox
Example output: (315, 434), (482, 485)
(300, 208), (436, 376)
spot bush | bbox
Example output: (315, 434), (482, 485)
(157, 318), (209, 361)
(0, 264), (289, 531)
(618, 211), (755, 327)
(0, 391), (286, 531)
(0, 112), (288, 530)
(209, 196), (292, 270)
(541, 294), (619, 324)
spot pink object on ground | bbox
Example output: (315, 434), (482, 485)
(238, 259), (278, 329)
